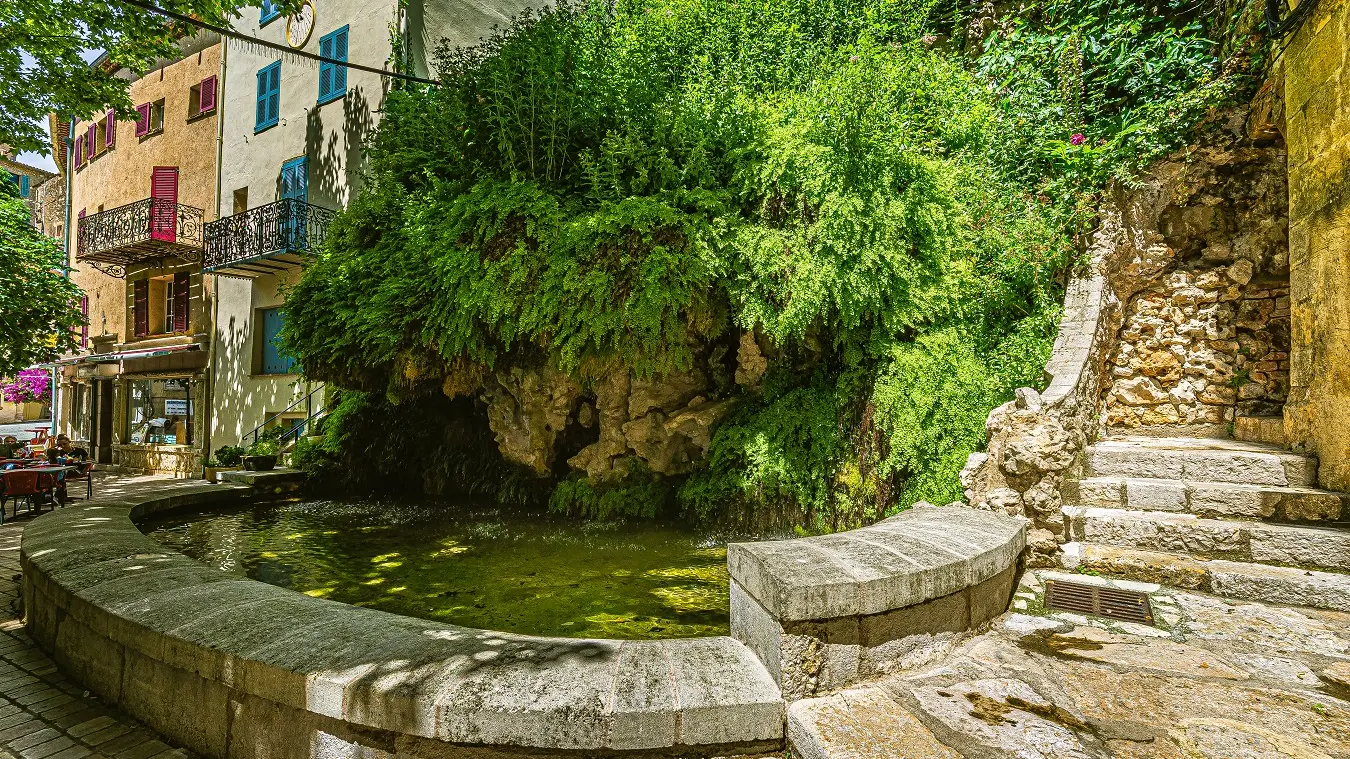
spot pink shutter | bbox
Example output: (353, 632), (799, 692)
(73, 135), (83, 166)
(150, 167), (179, 242)
(135, 104), (151, 137)
(199, 76), (217, 113)
(80, 296), (89, 348)
(105, 110), (116, 148)
(87, 123), (97, 154)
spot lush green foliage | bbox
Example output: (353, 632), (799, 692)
(0, 181), (82, 376)
(285, 0), (1266, 528)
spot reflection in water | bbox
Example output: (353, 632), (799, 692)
(141, 499), (747, 639)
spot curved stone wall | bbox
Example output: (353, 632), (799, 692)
(22, 486), (1026, 758)
(728, 505), (1026, 699)
(20, 484), (783, 758)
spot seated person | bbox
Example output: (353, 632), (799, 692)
(45, 435), (75, 464)
(0, 436), (21, 460)
(45, 435), (87, 504)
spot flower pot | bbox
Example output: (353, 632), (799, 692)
(242, 455), (277, 471)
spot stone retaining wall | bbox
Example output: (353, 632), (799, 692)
(727, 505), (1026, 700)
(20, 485), (785, 758)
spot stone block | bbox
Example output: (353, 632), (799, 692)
(1208, 561), (1350, 612)
(1247, 523), (1350, 571)
(787, 687), (959, 759)
(666, 637), (783, 746)
(1125, 478), (1188, 512)
(119, 646), (230, 757)
(1187, 483), (1274, 519)
(608, 640), (678, 750)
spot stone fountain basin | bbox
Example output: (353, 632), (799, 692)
(19, 484), (1027, 758)
(19, 484), (782, 758)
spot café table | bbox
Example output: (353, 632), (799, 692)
(1, 465), (77, 518)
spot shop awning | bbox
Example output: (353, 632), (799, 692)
(54, 343), (201, 366)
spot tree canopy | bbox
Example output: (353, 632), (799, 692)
(0, 181), (82, 375)
(0, 0), (293, 153)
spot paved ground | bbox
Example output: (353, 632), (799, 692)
(791, 568), (1350, 758)
(0, 474), (193, 759)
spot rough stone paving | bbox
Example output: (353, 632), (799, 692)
(790, 569), (1350, 758)
(0, 508), (191, 759)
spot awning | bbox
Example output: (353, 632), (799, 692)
(54, 343), (201, 366)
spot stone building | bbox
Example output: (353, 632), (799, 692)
(53, 34), (222, 476)
(0, 150), (56, 223)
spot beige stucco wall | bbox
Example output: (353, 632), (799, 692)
(1284, 0), (1350, 490)
(67, 36), (223, 348)
(211, 271), (319, 448)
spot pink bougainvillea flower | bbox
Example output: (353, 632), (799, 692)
(1070, 133), (1086, 146)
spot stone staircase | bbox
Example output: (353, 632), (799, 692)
(1060, 436), (1350, 611)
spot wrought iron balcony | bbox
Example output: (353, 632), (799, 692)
(203, 198), (336, 278)
(76, 198), (204, 278)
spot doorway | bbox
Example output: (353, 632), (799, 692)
(91, 379), (114, 464)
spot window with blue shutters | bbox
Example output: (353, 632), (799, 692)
(260, 0), (279, 25)
(255, 61), (281, 132)
(19, 175), (29, 198)
(317, 26), (349, 105)
(259, 308), (295, 375)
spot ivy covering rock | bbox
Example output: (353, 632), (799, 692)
(283, 0), (1269, 530)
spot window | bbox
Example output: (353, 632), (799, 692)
(126, 379), (193, 445)
(79, 296), (88, 348)
(257, 307), (295, 375)
(260, 0), (280, 25)
(6, 173), (27, 198)
(95, 121), (106, 154)
(136, 100), (165, 137)
(189, 76), (217, 118)
(256, 61), (281, 132)
(133, 272), (188, 337)
(317, 26), (349, 104)
(233, 187), (248, 215)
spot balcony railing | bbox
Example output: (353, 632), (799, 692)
(203, 198), (336, 278)
(76, 198), (204, 278)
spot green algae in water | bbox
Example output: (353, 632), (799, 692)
(140, 498), (744, 639)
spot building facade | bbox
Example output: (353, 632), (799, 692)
(54, 35), (222, 476)
(207, 0), (531, 449)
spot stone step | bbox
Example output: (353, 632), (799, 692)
(1065, 476), (1348, 522)
(1061, 542), (1350, 613)
(1086, 437), (1318, 486)
(1063, 506), (1350, 573)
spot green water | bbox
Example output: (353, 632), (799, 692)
(141, 499), (745, 639)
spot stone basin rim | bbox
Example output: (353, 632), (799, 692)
(19, 482), (785, 756)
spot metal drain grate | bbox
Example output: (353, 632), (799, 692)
(1044, 579), (1154, 625)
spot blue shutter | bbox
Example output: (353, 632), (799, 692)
(256, 62), (280, 131)
(261, 308), (294, 374)
(334, 28), (348, 94)
(268, 63), (280, 124)
(317, 27), (349, 104)
(281, 157), (308, 203)
(318, 35), (333, 101)
(260, 0), (279, 25)
(20, 175), (29, 198)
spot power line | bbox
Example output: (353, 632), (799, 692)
(116, 0), (440, 86)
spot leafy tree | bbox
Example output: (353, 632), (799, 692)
(0, 0), (292, 154)
(0, 181), (82, 375)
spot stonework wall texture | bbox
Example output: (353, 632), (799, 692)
(1284, 0), (1350, 490)
(1104, 267), (1290, 433)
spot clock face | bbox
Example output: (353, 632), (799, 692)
(286, 1), (316, 49)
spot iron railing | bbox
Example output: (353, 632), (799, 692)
(204, 198), (336, 273)
(76, 198), (205, 275)
(244, 383), (326, 448)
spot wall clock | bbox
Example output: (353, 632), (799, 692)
(286, 0), (317, 49)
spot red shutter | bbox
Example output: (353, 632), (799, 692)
(135, 104), (151, 137)
(199, 76), (217, 113)
(80, 296), (89, 348)
(149, 167), (178, 242)
(133, 280), (149, 337)
(105, 110), (116, 148)
(87, 124), (97, 154)
(173, 272), (189, 333)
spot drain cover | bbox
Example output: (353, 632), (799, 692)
(1044, 579), (1154, 625)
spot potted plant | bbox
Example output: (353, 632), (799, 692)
(242, 438), (279, 471)
(204, 445), (246, 482)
